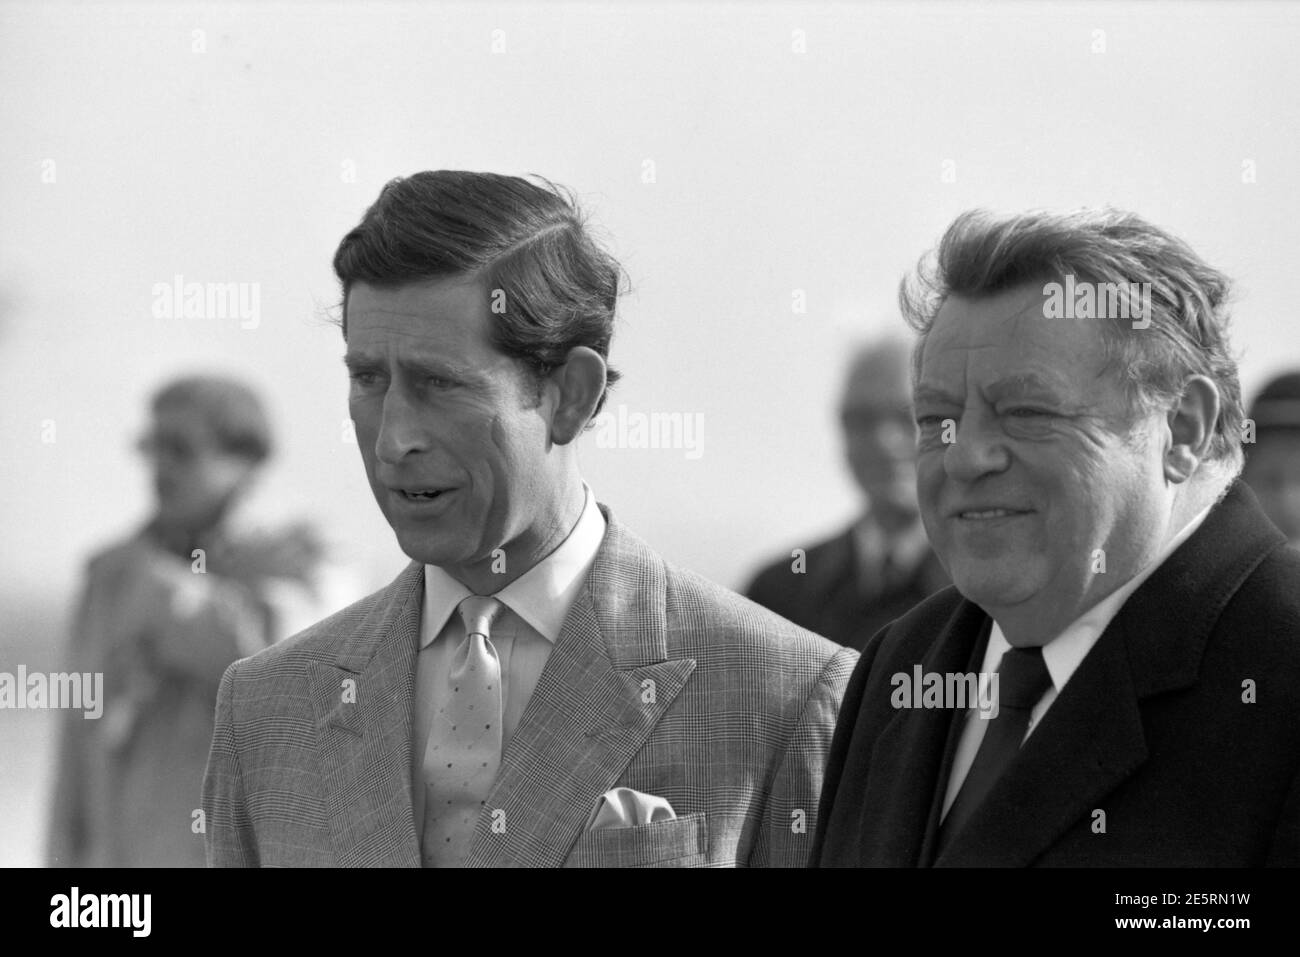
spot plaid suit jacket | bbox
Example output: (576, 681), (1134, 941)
(202, 506), (858, 867)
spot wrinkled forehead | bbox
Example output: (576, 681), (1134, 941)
(917, 286), (1110, 401)
(345, 277), (492, 348)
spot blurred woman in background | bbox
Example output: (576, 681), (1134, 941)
(47, 374), (336, 867)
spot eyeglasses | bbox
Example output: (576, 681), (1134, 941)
(136, 432), (204, 463)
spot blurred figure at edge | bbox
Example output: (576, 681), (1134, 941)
(47, 374), (339, 867)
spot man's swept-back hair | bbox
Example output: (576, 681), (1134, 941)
(333, 170), (623, 415)
(899, 207), (1244, 467)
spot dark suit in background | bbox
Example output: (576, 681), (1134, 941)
(747, 524), (948, 651)
(1242, 370), (1300, 548)
(747, 338), (948, 649)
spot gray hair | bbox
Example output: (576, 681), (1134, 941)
(899, 207), (1245, 468)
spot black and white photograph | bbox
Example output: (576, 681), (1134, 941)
(1, 0), (1297, 934)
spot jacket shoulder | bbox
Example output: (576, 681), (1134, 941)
(1219, 541), (1300, 667)
(866, 583), (969, 663)
(82, 533), (152, 577)
(665, 559), (853, 674)
(226, 565), (416, 677)
(746, 529), (851, 595)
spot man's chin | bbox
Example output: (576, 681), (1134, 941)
(391, 527), (472, 569)
(950, 565), (1040, 610)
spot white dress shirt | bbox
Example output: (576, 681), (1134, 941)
(852, 512), (932, 590)
(941, 504), (1213, 819)
(411, 486), (607, 839)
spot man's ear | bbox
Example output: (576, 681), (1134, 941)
(545, 346), (607, 445)
(1165, 375), (1220, 483)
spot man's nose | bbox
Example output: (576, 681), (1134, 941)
(944, 409), (1011, 481)
(374, 387), (431, 465)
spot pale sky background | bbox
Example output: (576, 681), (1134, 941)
(3, 0), (1299, 865)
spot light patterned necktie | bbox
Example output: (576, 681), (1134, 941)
(421, 595), (505, 867)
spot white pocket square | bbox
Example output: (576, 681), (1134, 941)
(585, 787), (677, 830)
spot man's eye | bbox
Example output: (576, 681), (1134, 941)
(1008, 407), (1051, 418)
(916, 415), (947, 428)
(349, 371), (382, 387)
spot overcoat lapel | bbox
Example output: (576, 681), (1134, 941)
(853, 602), (989, 865)
(933, 616), (1149, 866)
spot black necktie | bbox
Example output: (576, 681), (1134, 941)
(938, 645), (1052, 852)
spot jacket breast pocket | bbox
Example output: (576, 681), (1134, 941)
(563, 812), (709, 868)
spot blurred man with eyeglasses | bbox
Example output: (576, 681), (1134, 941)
(46, 374), (338, 867)
(747, 339), (948, 651)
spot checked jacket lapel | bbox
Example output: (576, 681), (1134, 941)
(300, 506), (704, 868)
(306, 562), (424, 867)
(463, 511), (697, 868)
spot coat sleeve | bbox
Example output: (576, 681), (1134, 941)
(201, 661), (259, 866)
(747, 644), (858, 867)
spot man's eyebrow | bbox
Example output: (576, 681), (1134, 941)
(985, 373), (1066, 400)
(342, 352), (481, 382)
(401, 355), (479, 382)
(342, 353), (380, 370)
(913, 385), (962, 406)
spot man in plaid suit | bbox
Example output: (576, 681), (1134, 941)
(202, 171), (857, 867)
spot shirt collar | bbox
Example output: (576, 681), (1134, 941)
(985, 502), (1214, 694)
(852, 511), (930, 574)
(891, 518), (932, 574)
(420, 485), (606, 648)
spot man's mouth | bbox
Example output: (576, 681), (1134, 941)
(393, 487), (453, 501)
(954, 507), (1033, 520)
